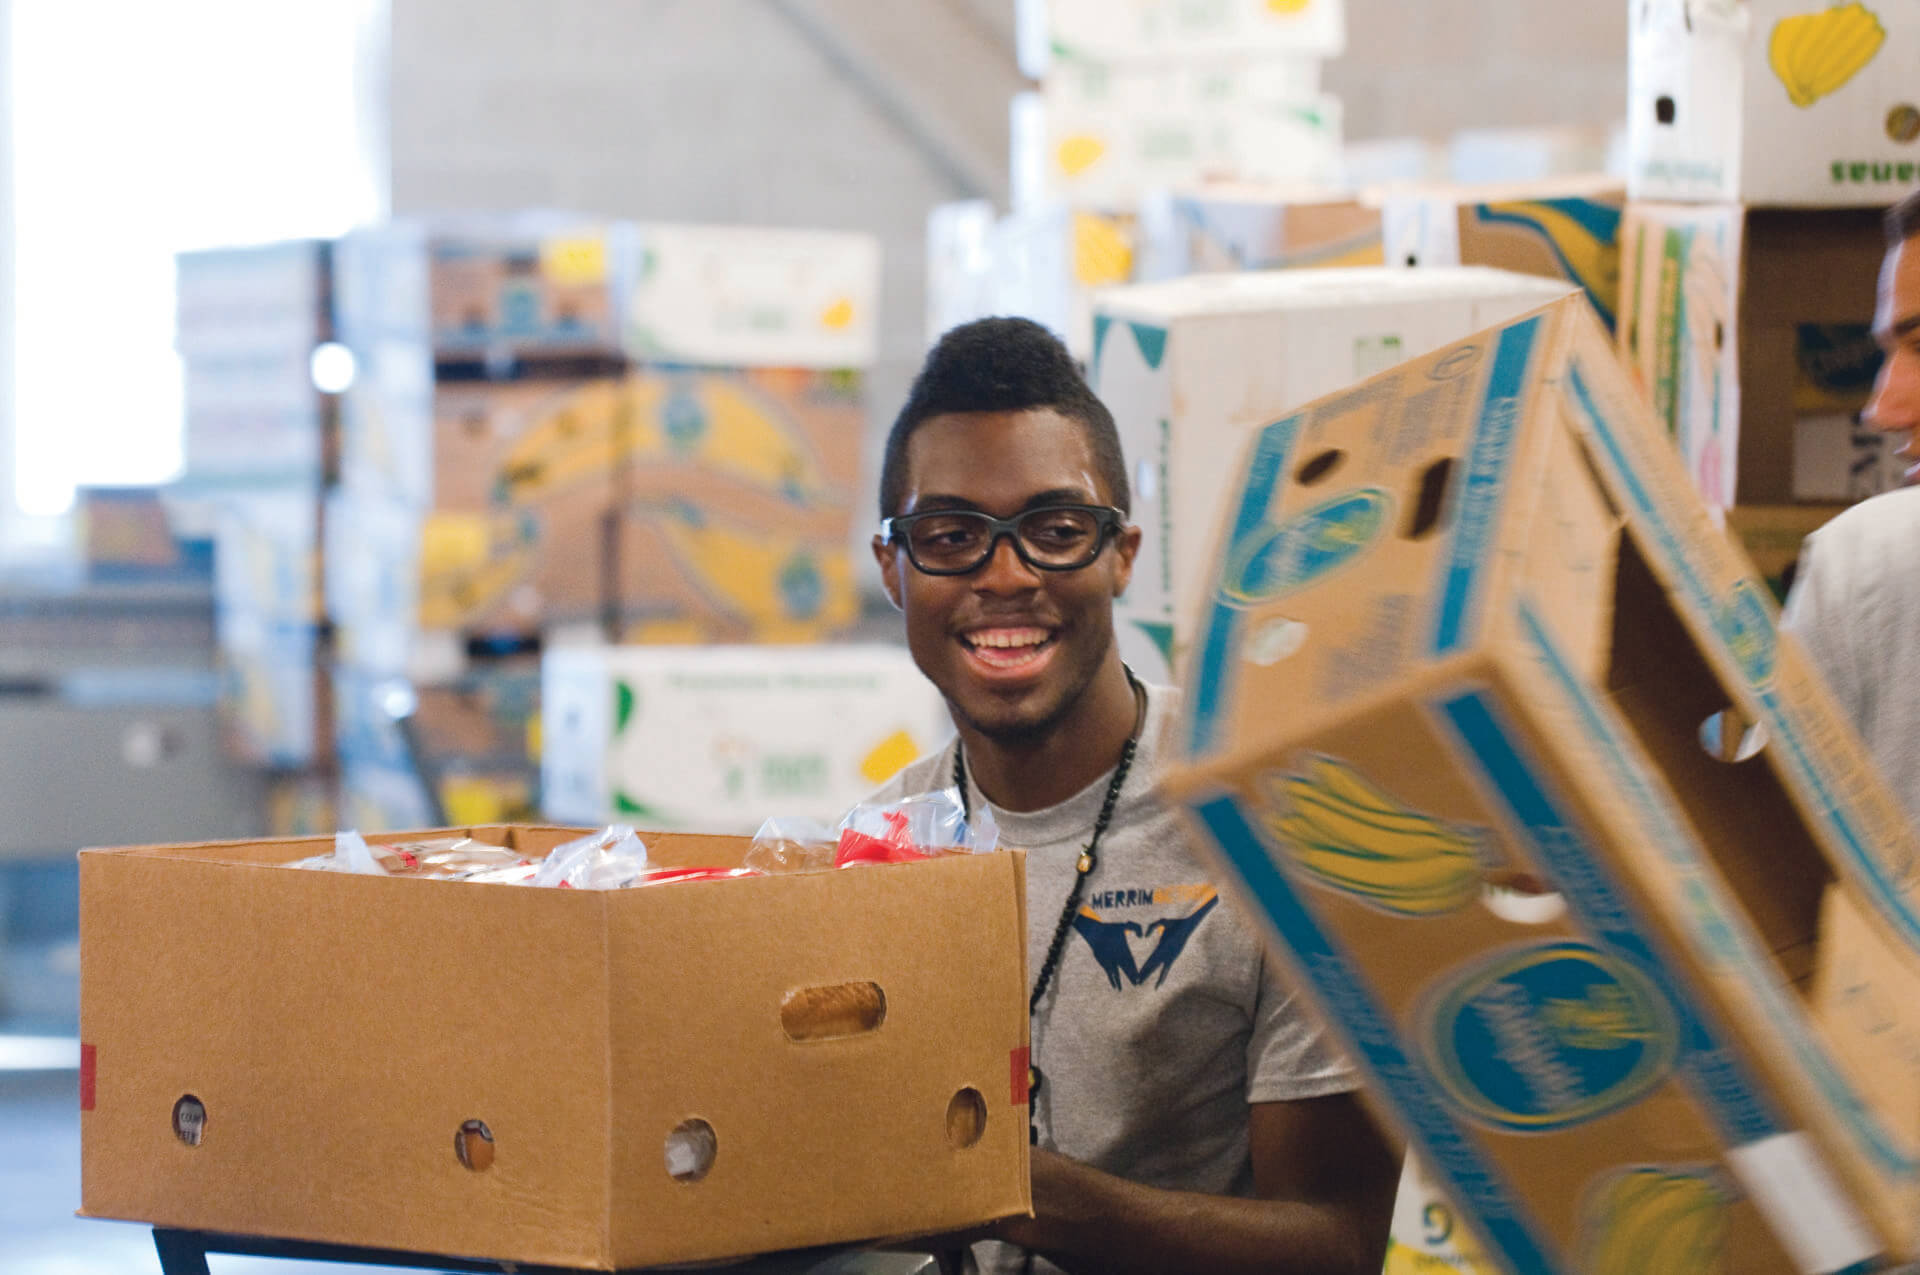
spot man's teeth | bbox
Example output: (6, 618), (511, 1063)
(969, 628), (1049, 649)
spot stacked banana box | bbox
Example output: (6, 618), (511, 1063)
(1166, 292), (1920, 1273)
(929, 0), (1350, 358)
(175, 240), (341, 834)
(1620, 0), (1920, 587)
(326, 216), (881, 829)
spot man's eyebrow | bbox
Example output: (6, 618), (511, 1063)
(1891, 312), (1920, 341)
(901, 488), (1100, 515)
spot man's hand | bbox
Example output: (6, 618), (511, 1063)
(993, 1093), (1399, 1275)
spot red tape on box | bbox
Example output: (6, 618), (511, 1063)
(79, 1043), (96, 1111)
(1010, 1046), (1030, 1106)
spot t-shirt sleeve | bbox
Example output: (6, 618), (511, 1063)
(1782, 522), (1871, 736)
(1245, 948), (1356, 1104)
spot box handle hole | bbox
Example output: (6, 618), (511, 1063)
(1295, 448), (1345, 486)
(666, 1118), (717, 1182)
(1403, 457), (1455, 540)
(1655, 95), (1676, 126)
(946, 1087), (987, 1149)
(455, 1119), (495, 1172)
(1699, 707), (1768, 764)
(172, 1094), (207, 1147)
(1481, 869), (1567, 926)
(780, 982), (887, 1042)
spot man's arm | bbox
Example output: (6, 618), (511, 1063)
(995, 1091), (1399, 1275)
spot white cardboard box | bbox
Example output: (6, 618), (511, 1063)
(1628, 0), (1920, 205)
(1012, 90), (1343, 211)
(1016, 0), (1345, 75)
(926, 202), (1140, 360)
(1088, 267), (1576, 685)
(541, 644), (951, 833)
(620, 224), (882, 369)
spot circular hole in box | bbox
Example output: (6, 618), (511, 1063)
(455, 1120), (495, 1172)
(946, 1088), (987, 1149)
(666, 1118), (717, 1183)
(173, 1095), (207, 1147)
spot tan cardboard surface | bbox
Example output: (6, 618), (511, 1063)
(81, 827), (1030, 1268)
(1163, 294), (1920, 1269)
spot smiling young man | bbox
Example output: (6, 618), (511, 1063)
(868, 318), (1398, 1275)
(1785, 189), (1920, 820)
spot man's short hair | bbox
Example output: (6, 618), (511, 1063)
(879, 317), (1130, 518)
(1888, 188), (1920, 246)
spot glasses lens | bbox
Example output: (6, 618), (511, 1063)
(905, 512), (993, 571)
(1016, 507), (1104, 568)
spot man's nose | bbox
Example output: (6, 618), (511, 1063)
(1864, 353), (1920, 440)
(973, 531), (1042, 590)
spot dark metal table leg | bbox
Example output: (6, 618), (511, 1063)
(153, 1229), (213, 1275)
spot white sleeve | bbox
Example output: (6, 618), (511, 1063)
(1782, 522), (1871, 738)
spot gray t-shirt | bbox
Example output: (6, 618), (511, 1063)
(872, 683), (1354, 1274)
(1782, 488), (1920, 822)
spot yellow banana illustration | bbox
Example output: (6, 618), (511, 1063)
(417, 511), (535, 627)
(1057, 133), (1107, 178)
(650, 505), (858, 635)
(1582, 1167), (1728, 1275)
(1770, 3), (1885, 109)
(819, 296), (856, 330)
(1267, 0), (1312, 11)
(1073, 212), (1135, 287)
(622, 375), (834, 506)
(1263, 757), (1487, 916)
(493, 379), (629, 504)
(860, 729), (923, 786)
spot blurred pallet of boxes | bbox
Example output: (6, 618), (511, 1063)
(324, 215), (881, 830)
(175, 239), (340, 835)
(1618, 0), (1920, 587)
(929, 0), (1349, 358)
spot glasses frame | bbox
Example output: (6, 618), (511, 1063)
(878, 503), (1128, 577)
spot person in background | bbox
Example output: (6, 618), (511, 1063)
(867, 317), (1399, 1275)
(1784, 188), (1920, 820)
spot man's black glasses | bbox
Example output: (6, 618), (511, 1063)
(878, 504), (1126, 576)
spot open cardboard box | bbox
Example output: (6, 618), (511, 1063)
(1162, 293), (1920, 1271)
(79, 825), (1031, 1269)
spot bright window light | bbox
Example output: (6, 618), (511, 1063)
(8, 0), (383, 518)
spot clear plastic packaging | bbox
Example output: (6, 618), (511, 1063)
(832, 788), (1000, 868)
(529, 825), (653, 890)
(743, 816), (839, 874)
(285, 830), (532, 881)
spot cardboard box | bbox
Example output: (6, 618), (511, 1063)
(262, 772), (337, 838)
(216, 621), (330, 771)
(1616, 202), (1886, 512)
(541, 644), (949, 832)
(1015, 0), (1345, 74)
(1380, 176), (1625, 332)
(1628, 0), (1920, 205)
(1383, 1156), (1496, 1274)
(334, 217), (625, 362)
(334, 658), (540, 777)
(1447, 125), (1626, 187)
(927, 202), (1141, 359)
(1012, 89), (1343, 211)
(1726, 502), (1849, 602)
(175, 239), (333, 360)
(619, 224), (881, 370)
(1140, 185), (1384, 277)
(77, 488), (215, 586)
(1163, 293), (1920, 1267)
(1088, 266), (1577, 685)
(213, 487), (324, 629)
(79, 826), (1031, 1268)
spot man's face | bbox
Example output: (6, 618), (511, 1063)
(873, 408), (1140, 743)
(1868, 233), (1920, 486)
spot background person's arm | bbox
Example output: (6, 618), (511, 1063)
(995, 1091), (1399, 1275)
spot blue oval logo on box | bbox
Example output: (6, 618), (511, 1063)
(1220, 488), (1391, 606)
(1422, 941), (1679, 1131)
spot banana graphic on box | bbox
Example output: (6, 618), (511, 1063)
(646, 502), (857, 639)
(1581, 1167), (1729, 1275)
(1264, 756), (1488, 916)
(493, 379), (629, 504)
(417, 511), (536, 628)
(1073, 212), (1135, 287)
(625, 375), (837, 508)
(1770, 2), (1886, 108)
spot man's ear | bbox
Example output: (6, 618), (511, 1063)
(872, 535), (904, 611)
(1110, 522), (1143, 598)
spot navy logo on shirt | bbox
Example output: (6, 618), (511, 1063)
(1072, 885), (1219, 989)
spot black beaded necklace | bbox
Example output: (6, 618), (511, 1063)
(952, 666), (1146, 1139)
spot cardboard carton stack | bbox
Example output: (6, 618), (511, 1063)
(175, 240), (340, 834)
(1165, 292), (1920, 1271)
(929, 0), (1349, 358)
(327, 215), (629, 829)
(1620, 0), (1920, 581)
